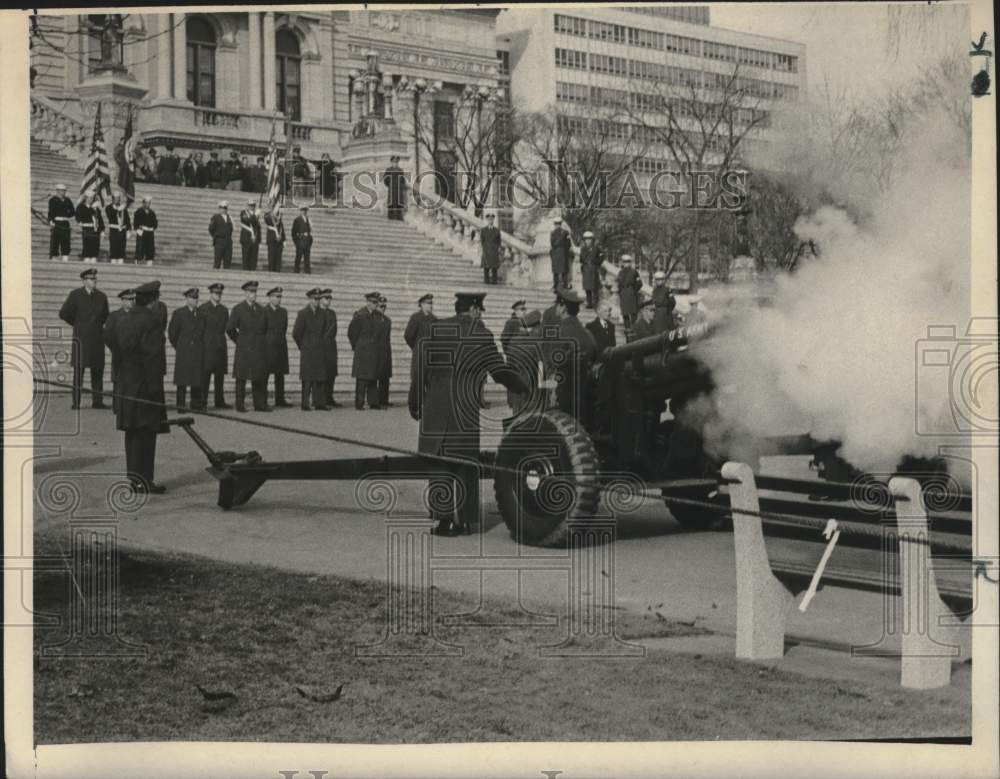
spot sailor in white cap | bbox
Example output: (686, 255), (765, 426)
(76, 189), (105, 264)
(106, 190), (131, 264)
(651, 269), (676, 334)
(579, 229), (603, 309)
(47, 183), (75, 261)
(550, 216), (572, 291)
(209, 200), (234, 269)
(133, 194), (158, 265)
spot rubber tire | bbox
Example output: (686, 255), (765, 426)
(494, 410), (601, 547)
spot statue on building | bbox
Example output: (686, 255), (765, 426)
(351, 51), (395, 139)
(97, 14), (125, 72)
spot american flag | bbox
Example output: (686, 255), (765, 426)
(115, 106), (136, 204)
(261, 114), (282, 210)
(81, 102), (112, 207)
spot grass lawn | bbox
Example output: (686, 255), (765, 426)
(33, 533), (970, 743)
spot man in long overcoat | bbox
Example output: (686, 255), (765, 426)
(549, 217), (572, 291)
(382, 155), (407, 221)
(480, 213), (502, 285)
(292, 288), (328, 410)
(409, 292), (527, 536)
(59, 267), (109, 409)
(500, 300), (531, 412)
(374, 296), (393, 407)
(404, 294), (436, 415)
(347, 292), (382, 410)
(198, 283), (230, 409)
(651, 271), (676, 334)
(209, 201), (234, 270)
(319, 290), (341, 407)
(225, 280), (270, 412)
(167, 288), (205, 410)
(579, 230), (604, 309)
(616, 253), (643, 331)
(551, 288), (599, 430)
(264, 287), (291, 408)
(103, 288), (134, 414)
(116, 280), (169, 494)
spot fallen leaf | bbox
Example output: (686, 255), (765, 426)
(295, 683), (344, 703)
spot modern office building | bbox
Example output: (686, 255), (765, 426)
(497, 6), (807, 171)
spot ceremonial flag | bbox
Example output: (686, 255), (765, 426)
(262, 113), (282, 210)
(81, 102), (112, 207)
(115, 106), (137, 204)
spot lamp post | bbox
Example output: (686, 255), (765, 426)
(399, 76), (440, 180)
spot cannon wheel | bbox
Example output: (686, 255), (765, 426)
(494, 410), (601, 547)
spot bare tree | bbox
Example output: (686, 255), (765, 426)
(507, 105), (650, 242)
(625, 64), (769, 290)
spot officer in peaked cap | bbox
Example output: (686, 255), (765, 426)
(59, 267), (109, 409)
(500, 298), (533, 413)
(317, 288), (341, 407)
(631, 294), (657, 341)
(480, 211), (502, 285)
(167, 288), (205, 411)
(198, 282), (230, 409)
(410, 291), (527, 536)
(115, 280), (168, 494)
(209, 200), (234, 269)
(226, 280), (271, 412)
(239, 198), (262, 271)
(133, 195), (158, 265)
(103, 288), (135, 414)
(292, 288), (329, 410)
(404, 293), (437, 413)
(292, 204), (313, 273)
(264, 286), (292, 407)
(347, 291), (382, 409)
(548, 287), (598, 428)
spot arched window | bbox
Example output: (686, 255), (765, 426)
(276, 30), (301, 121)
(186, 17), (216, 108)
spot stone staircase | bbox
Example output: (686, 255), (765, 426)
(29, 140), (561, 398)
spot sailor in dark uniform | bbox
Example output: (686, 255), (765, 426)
(410, 292), (528, 536)
(167, 288), (206, 410)
(198, 283), (231, 409)
(75, 191), (105, 263)
(292, 205), (313, 273)
(239, 199), (262, 271)
(226, 280), (271, 412)
(133, 195), (158, 264)
(500, 299), (530, 412)
(264, 287), (292, 408)
(264, 204), (286, 272)
(47, 183), (75, 262)
(105, 191), (131, 264)
(631, 295), (657, 341)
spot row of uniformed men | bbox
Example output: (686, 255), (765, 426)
(48, 185), (157, 264)
(207, 200), (316, 274)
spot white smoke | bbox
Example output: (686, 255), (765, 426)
(698, 98), (971, 475)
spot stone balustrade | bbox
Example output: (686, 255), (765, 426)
(30, 95), (88, 163)
(141, 100), (342, 158)
(407, 189), (544, 289)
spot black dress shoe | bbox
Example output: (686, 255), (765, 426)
(301, 406), (312, 411)
(275, 402), (293, 408)
(369, 405), (383, 411)
(216, 402), (233, 410)
(70, 404), (81, 410)
(431, 520), (454, 536)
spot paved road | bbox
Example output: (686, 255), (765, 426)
(27, 397), (907, 659)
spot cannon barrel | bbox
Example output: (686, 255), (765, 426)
(601, 321), (711, 363)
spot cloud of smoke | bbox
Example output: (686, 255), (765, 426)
(697, 99), (971, 475)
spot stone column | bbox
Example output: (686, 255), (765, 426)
(247, 12), (261, 110)
(262, 12), (276, 112)
(171, 12), (186, 101)
(157, 14), (172, 98)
